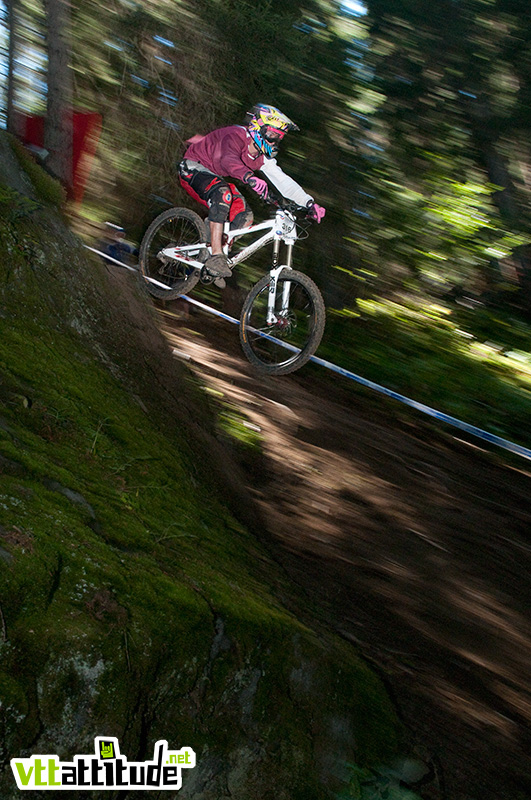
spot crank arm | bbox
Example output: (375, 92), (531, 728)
(160, 246), (205, 270)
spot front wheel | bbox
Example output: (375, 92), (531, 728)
(239, 269), (325, 376)
(138, 207), (206, 300)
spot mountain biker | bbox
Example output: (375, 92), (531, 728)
(178, 103), (326, 279)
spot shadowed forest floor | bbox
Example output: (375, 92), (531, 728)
(157, 301), (531, 800)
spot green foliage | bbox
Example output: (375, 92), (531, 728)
(218, 403), (263, 450)
(9, 136), (66, 207)
(9, 0), (531, 311)
(347, 0), (531, 299)
(323, 295), (531, 449)
(0, 184), (40, 221)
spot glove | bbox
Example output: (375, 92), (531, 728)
(307, 202), (326, 223)
(244, 173), (269, 201)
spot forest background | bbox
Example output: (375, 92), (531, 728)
(2, 0), (531, 450)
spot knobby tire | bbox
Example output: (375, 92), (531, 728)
(139, 207), (205, 300)
(239, 269), (325, 376)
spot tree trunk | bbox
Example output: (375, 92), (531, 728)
(464, 96), (520, 222)
(6, 0), (16, 134)
(43, 0), (73, 189)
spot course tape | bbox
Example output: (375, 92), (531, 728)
(309, 355), (531, 460)
(86, 245), (531, 461)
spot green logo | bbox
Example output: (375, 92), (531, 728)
(99, 741), (115, 760)
(11, 738), (196, 790)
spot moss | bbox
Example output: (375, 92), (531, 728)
(0, 163), (401, 798)
(0, 183), (40, 222)
(8, 136), (66, 208)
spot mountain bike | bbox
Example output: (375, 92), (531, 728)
(138, 201), (325, 376)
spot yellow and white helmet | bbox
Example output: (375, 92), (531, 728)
(246, 103), (299, 158)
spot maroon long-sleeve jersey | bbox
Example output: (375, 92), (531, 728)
(183, 125), (264, 181)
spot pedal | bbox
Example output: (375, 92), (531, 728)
(213, 278), (226, 289)
(200, 266), (215, 284)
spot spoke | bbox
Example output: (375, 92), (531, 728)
(245, 276), (315, 367)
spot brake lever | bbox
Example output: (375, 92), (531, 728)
(265, 195), (308, 219)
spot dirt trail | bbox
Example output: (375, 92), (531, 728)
(160, 303), (531, 800)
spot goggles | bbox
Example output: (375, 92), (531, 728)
(263, 127), (287, 143)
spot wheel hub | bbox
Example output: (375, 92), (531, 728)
(273, 312), (296, 333)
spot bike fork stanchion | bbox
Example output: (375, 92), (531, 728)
(266, 265), (287, 324)
(271, 238), (280, 269)
(281, 279), (291, 314)
(283, 241), (294, 269)
(266, 239), (296, 322)
(266, 238), (281, 324)
(280, 241), (294, 314)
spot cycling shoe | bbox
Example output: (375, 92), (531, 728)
(205, 253), (231, 278)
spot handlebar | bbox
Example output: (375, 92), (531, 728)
(265, 194), (312, 220)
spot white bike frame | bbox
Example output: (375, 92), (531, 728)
(159, 207), (298, 324)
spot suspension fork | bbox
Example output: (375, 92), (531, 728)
(267, 240), (294, 324)
(281, 242), (294, 313)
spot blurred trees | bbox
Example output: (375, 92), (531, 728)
(69, 0), (230, 225)
(3, 0), (531, 312)
(72, 0), (361, 297)
(2, 0), (73, 184)
(5, 0), (17, 133)
(351, 0), (531, 306)
(43, 0), (72, 185)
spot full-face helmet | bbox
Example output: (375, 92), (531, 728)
(246, 103), (299, 158)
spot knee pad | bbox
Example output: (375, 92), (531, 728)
(207, 185), (232, 224)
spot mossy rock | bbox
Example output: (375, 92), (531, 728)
(0, 131), (400, 799)
(8, 135), (66, 208)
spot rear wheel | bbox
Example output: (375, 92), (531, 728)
(138, 207), (206, 299)
(239, 269), (325, 376)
